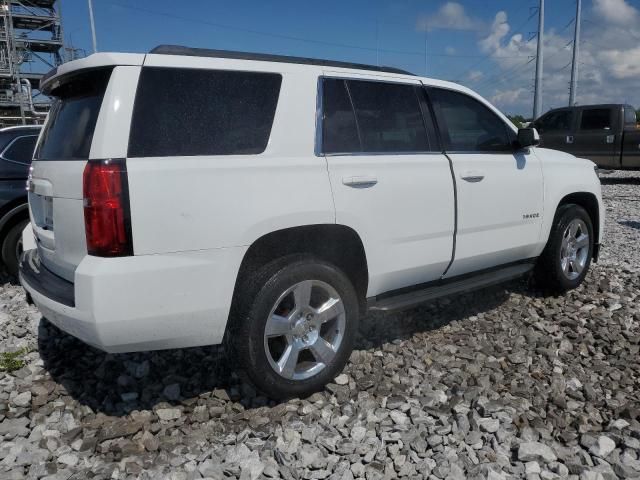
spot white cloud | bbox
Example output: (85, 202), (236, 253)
(490, 87), (529, 106)
(468, 70), (484, 82)
(417, 2), (483, 32)
(479, 11), (509, 53)
(597, 46), (640, 79)
(593, 0), (638, 26)
(467, 0), (640, 115)
(445, 46), (457, 55)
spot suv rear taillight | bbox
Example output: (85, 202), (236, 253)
(82, 159), (133, 257)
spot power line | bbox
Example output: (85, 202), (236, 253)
(106, 1), (425, 57)
(103, 1), (536, 67)
(451, 3), (537, 83)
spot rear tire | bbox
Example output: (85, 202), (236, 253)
(2, 219), (29, 277)
(229, 255), (359, 399)
(535, 204), (593, 294)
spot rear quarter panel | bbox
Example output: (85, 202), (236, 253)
(120, 59), (334, 255)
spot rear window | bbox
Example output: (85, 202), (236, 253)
(36, 68), (112, 160)
(128, 68), (282, 157)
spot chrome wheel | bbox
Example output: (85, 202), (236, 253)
(560, 218), (590, 280)
(264, 280), (346, 381)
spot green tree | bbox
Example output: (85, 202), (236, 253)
(507, 114), (529, 128)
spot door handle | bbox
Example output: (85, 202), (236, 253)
(460, 171), (485, 183)
(342, 176), (378, 188)
(566, 135), (574, 144)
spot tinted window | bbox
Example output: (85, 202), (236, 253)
(129, 68), (282, 157)
(431, 88), (513, 152)
(537, 110), (573, 132)
(322, 79), (360, 154)
(580, 109), (612, 130)
(624, 106), (637, 126)
(3, 135), (37, 163)
(36, 68), (111, 160)
(347, 80), (430, 153)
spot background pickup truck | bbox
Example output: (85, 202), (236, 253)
(533, 104), (640, 170)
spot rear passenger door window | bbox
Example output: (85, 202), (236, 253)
(321, 79), (360, 154)
(429, 88), (514, 152)
(321, 78), (436, 154)
(129, 68), (282, 157)
(579, 108), (613, 131)
(347, 80), (430, 153)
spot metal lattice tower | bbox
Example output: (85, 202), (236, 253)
(0, 0), (66, 126)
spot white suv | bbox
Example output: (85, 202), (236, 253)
(20, 46), (604, 398)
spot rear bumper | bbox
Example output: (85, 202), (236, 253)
(20, 249), (74, 307)
(19, 246), (246, 353)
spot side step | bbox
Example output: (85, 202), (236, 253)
(367, 263), (534, 312)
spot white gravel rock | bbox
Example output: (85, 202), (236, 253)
(0, 173), (638, 478)
(518, 442), (558, 463)
(589, 435), (616, 458)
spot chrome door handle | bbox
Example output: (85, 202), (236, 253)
(566, 135), (574, 144)
(342, 176), (378, 188)
(460, 171), (485, 183)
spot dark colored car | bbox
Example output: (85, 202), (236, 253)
(0, 125), (41, 276)
(533, 104), (640, 170)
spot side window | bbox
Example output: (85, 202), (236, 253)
(537, 110), (573, 132)
(430, 88), (513, 152)
(346, 80), (431, 153)
(580, 109), (612, 131)
(129, 68), (282, 157)
(322, 79), (360, 154)
(2, 135), (37, 164)
(624, 106), (637, 126)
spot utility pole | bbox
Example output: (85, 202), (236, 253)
(569, 0), (582, 106)
(533, 0), (544, 120)
(87, 0), (97, 53)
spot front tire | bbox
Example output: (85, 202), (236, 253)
(535, 204), (593, 293)
(230, 256), (359, 399)
(2, 219), (29, 277)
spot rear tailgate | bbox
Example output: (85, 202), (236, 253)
(29, 57), (142, 282)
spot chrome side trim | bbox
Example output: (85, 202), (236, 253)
(314, 77), (324, 158)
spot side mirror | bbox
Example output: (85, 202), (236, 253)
(517, 127), (540, 149)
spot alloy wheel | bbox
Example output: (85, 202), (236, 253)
(560, 218), (590, 280)
(263, 280), (346, 381)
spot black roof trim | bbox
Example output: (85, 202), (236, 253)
(150, 45), (416, 76)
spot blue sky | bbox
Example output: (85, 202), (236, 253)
(59, 0), (640, 116)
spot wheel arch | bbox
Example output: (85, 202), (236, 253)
(230, 224), (369, 313)
(556, 192), (601, 258)
(0, 199), (29, 245)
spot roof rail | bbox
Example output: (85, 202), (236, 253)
(149, 45), (416, 76)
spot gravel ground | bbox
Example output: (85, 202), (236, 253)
(598, 170), (640, 269)
(1, 172), (639, 480)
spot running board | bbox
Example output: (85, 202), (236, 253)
(367, 263), (534, 312)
